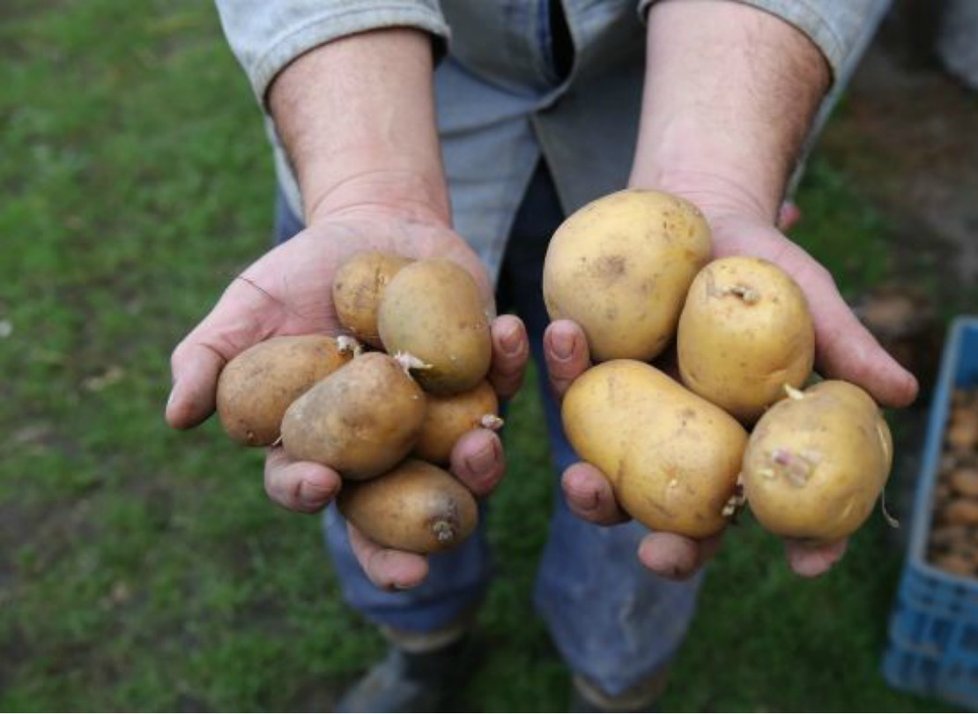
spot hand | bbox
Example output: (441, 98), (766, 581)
(166, 206), (529, 590)
(543, 203), (917, 581)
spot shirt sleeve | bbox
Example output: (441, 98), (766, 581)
(213, 1), (451, 105)
(636, 0), (891, 83)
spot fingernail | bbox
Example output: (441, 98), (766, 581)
(500, 324), (521, 356)
(165, 383), (177, 411)
(551, 330), (575, 361)
(465, 442), (496, 475)
(300, 480), (335, 509)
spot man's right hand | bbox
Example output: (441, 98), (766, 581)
(166, 206), (529, 590)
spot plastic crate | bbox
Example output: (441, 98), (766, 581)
(882, 316), (978, 709)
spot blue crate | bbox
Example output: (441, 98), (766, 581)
(882, 317), (978, 709)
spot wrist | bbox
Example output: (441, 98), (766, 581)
(628, 162), (776, 226)
(304, 165), (452, 228)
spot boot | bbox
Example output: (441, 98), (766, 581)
(334, 618), (475, 712)
(569, 668), (670, 713)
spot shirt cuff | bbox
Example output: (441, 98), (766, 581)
(637, 0), (888, 83)
(216, 1), (450, 106)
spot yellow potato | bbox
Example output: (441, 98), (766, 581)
(377, 258), (492, 395)
(216, 335), (355, 446)
(332, 250), (413, 348)
(562, 360), (748, 538)
(742, 380), (892, 544)
(543, 190), (712, 362)
(337, 459), (478, 554)
(677, 256), (815, 423)
(281, 352), (426, 480)
(413, 380), (502, 464)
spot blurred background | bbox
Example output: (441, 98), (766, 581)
(2, 0), (976, 710)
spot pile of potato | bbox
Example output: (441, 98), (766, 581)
(927, 387), (978, 577)
(215, 254), (502, 554)
(544, 189), (894, 545)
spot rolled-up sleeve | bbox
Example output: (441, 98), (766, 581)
(637, 0), (891, 83)
(214, 1), (451, 104)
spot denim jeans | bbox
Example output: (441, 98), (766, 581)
(273, 163), (704, 696)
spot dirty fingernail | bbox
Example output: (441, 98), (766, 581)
(300, 480), (334, 509)
(500, 323), (522, 356)
(465, 442), (497, 475)
(551, 330), (575, 361)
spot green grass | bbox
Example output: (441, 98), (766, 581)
(0, 1), (952, 711)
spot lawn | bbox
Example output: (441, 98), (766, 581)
(0, 1), (950, 711)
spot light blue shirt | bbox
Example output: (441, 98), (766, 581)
(216, 0), (891, 280)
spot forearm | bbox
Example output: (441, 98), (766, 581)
(629, 0), (831, 221)
(268, 28), (449, 226)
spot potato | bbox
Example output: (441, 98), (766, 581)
(562, 360), (748, 538)
(337, 459), (478, 554)
(280, 352), (426, 480)
(542, 190), (712, 362)
(742, 380), (892, 544)
(413, 380), (502, 464)
(333, 251), (413, 348)
(216, 335), (356, 446)
(950, 467), (978, 497)
(677, 256), (815, 423)
(377, 258), (492, 395)
(942, 498), (978, 526)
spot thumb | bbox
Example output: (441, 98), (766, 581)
(800, 262), (918, 408)
(166, 276), (279, 429)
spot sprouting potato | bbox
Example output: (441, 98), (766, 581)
(562, 359), (748, 538)
(677, 256), (815, 423)
(378, 258), (492, 395)
(337, 459), (478, 554)
(413, 380), (502, 465)
(216, 335), (356, 446)
(333, 251), (413, 348)
(742, 380), (893, 544)
(280, 352), (426, 480)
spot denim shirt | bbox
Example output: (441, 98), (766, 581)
(215, 0), (890, 281)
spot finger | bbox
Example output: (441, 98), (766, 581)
(450, 428), (505, 498)
(637, 531), (724, 580)
(803, 263), (918, 408)
(488, 314), (529, 400)
(347, 523), (430, 590)
(784, 537), (848, 578)
(166, 277), (280, 429)
(264, 446), (342, 513)
(166, 342), (226, 429)
(561, 462), (629, 525)
(543, 319), (591, 400)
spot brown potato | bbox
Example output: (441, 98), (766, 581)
(333, 251), (413, 348)
(337, 459), (478, 554)
(742, 380), (893, 544)
(562, 360), (748, 538)
(942, 498), (978, 526)
(280, 352), (426, 480)
(950, 467), (978, 497)
(216, 335), (355, 446)
(413, 380), (501, 464)
(543, 190), (712, 362)
(377, 258), (492, 395)
(677, 256), (815, 423)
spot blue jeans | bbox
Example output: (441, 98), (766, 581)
(274, 163), (703, 696)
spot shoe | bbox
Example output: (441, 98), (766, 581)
(334, 633), (473, 712)
(569, 669), (669, 713)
